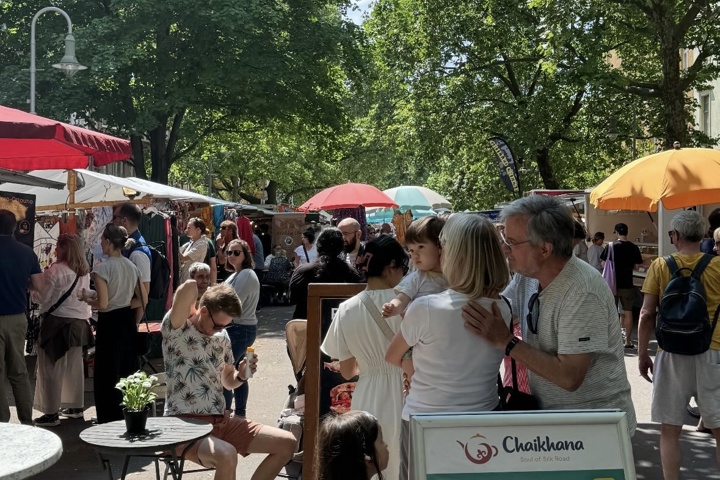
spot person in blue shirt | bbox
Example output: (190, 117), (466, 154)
(0, 210), (44, 424)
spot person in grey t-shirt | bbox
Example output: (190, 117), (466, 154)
(462, 196), (636, 436)
(223, 238), (259, 417)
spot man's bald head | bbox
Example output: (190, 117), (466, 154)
(338, 218), (360, 231)
(338, 218), (362, 253)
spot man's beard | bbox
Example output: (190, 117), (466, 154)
(344, 237), (357, 253)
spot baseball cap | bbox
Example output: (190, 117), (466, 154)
(614, 223), (628, 236)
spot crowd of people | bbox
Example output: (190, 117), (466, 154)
(1, 194), (720, 480)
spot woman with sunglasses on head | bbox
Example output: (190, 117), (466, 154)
(385, 214), (511, 480)
(179, 217), (210, 283)
(322, 234), (408, 480)
(216, 220), (239, 282)
(81, 224), (148, 424)
(222, 238), (260, 416)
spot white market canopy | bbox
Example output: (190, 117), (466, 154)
(0, 169), (251, 211)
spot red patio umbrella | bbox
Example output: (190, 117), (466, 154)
(297, 182), (398, 211)
(0, 105), (132, 170)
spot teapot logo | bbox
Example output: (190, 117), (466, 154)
(456, 434), (499, 465)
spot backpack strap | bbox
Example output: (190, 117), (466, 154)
(358, 291), (395, 341)
(664, 255), (679, 276)
(691, 254), (714, 280)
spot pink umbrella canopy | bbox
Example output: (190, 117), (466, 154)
(298, 183), (398, 211)
(0, 105), (131, 170)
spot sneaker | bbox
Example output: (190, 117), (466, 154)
(34, 413), (60, 427)
(60, 408), (84, 419)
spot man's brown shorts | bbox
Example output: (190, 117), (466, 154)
(177, 411), (263, 460)
(615, 287), (637, 311)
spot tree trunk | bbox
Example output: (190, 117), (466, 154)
(149, 116), (169, 184)
(265, 180), (278, 204)
(534, 147), (559, 189)
(655, 6), (687, 148)
(130, 135), (146, 179)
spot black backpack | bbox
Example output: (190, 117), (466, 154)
(132, 243), (171, 301)
(656, 254), (719, 355)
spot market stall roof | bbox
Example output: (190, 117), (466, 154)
(0, 169), (250, 210)
(0, 105), (132, 169)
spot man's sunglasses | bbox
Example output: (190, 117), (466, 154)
(228, 250), (243, 256)
(526, 291), (540, 335)
(208, 310), (230, 331)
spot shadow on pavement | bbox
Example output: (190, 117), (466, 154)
(633, 423), (720, 479)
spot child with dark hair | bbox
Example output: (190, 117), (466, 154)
(317, 411), (389, 480)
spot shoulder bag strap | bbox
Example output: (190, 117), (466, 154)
(303, 245), (310, 263)
(607, 242), (614, 262)
(46, 275), (80, 315)
(499, 296), (520, 391)
(358, 291), (395, 341)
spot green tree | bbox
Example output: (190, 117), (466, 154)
(539, 0), (720, 148)
(0, 0), (362, 184)
(362, 0), (628, 208)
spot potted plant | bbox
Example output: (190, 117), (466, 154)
(115, 371), (159, 434)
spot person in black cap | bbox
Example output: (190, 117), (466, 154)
(600, 222), (643, 348)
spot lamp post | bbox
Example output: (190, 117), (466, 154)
(30, 6), (87, 114)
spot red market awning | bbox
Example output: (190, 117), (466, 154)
(0, 105), (132, 170)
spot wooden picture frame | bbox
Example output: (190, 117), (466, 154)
(303, 283), (366, 480)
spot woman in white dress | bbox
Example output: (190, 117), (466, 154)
(322, 234), (409, 480)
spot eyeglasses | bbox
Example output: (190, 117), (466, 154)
(340, 230), (357, 237)
(526, 291), (540, 335)
(667, 230), (675, 238)
(208, 310), (230, 332)
(228, 250), (243, 256)
(500, 231), (531, 249)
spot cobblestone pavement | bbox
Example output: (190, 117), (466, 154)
(5, 309), (720, 479)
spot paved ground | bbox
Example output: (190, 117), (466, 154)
(5, 308), (720, 479)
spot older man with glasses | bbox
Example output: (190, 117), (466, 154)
(462, 195), (636, 436)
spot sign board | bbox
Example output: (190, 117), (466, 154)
(303, 283), (366, 480)
(0, 190), (36, 248)
(411, 410), (635, 480)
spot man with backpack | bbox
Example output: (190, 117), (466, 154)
(638, 210), (720, 480)
(114, 203), (151, 322)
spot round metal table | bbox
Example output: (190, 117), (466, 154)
(0, 423), (63, 479)
(80, 417), (212, 480)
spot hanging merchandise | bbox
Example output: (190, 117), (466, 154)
(237, 214), (255, 254)
(392, 211), (407, 245)
(34, 221), (60, 271)
(85, 207), (113, 268)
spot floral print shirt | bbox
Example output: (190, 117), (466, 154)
(161, 313), (233, 416)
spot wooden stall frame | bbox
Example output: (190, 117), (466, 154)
(304, 283), (366, 480)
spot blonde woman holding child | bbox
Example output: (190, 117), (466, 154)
(385, 213), (511, 480)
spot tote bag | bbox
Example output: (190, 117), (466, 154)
(602, 242), (617, 295)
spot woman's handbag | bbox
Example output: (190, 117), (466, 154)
(602, 242), (617, 295)
(497, 297), (539, 411)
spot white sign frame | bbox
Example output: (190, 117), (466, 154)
(410, 409), (636, 480)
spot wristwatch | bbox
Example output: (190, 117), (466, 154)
(505, 337), (520, 356)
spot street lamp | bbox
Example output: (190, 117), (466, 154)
(30, 7), (87, 114)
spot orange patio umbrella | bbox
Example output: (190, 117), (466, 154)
(589, 148), (720, 212)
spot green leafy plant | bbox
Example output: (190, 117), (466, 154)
(115, 371), (159, 412)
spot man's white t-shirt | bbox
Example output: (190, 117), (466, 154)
(401, 290), (511, 420)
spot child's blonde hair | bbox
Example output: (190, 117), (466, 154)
(440, 214), (509, 298)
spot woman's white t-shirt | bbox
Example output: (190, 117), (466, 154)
(401, 290), (511, 420)
(39, 262), (91, 319)
(294, 244), (318, 266)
